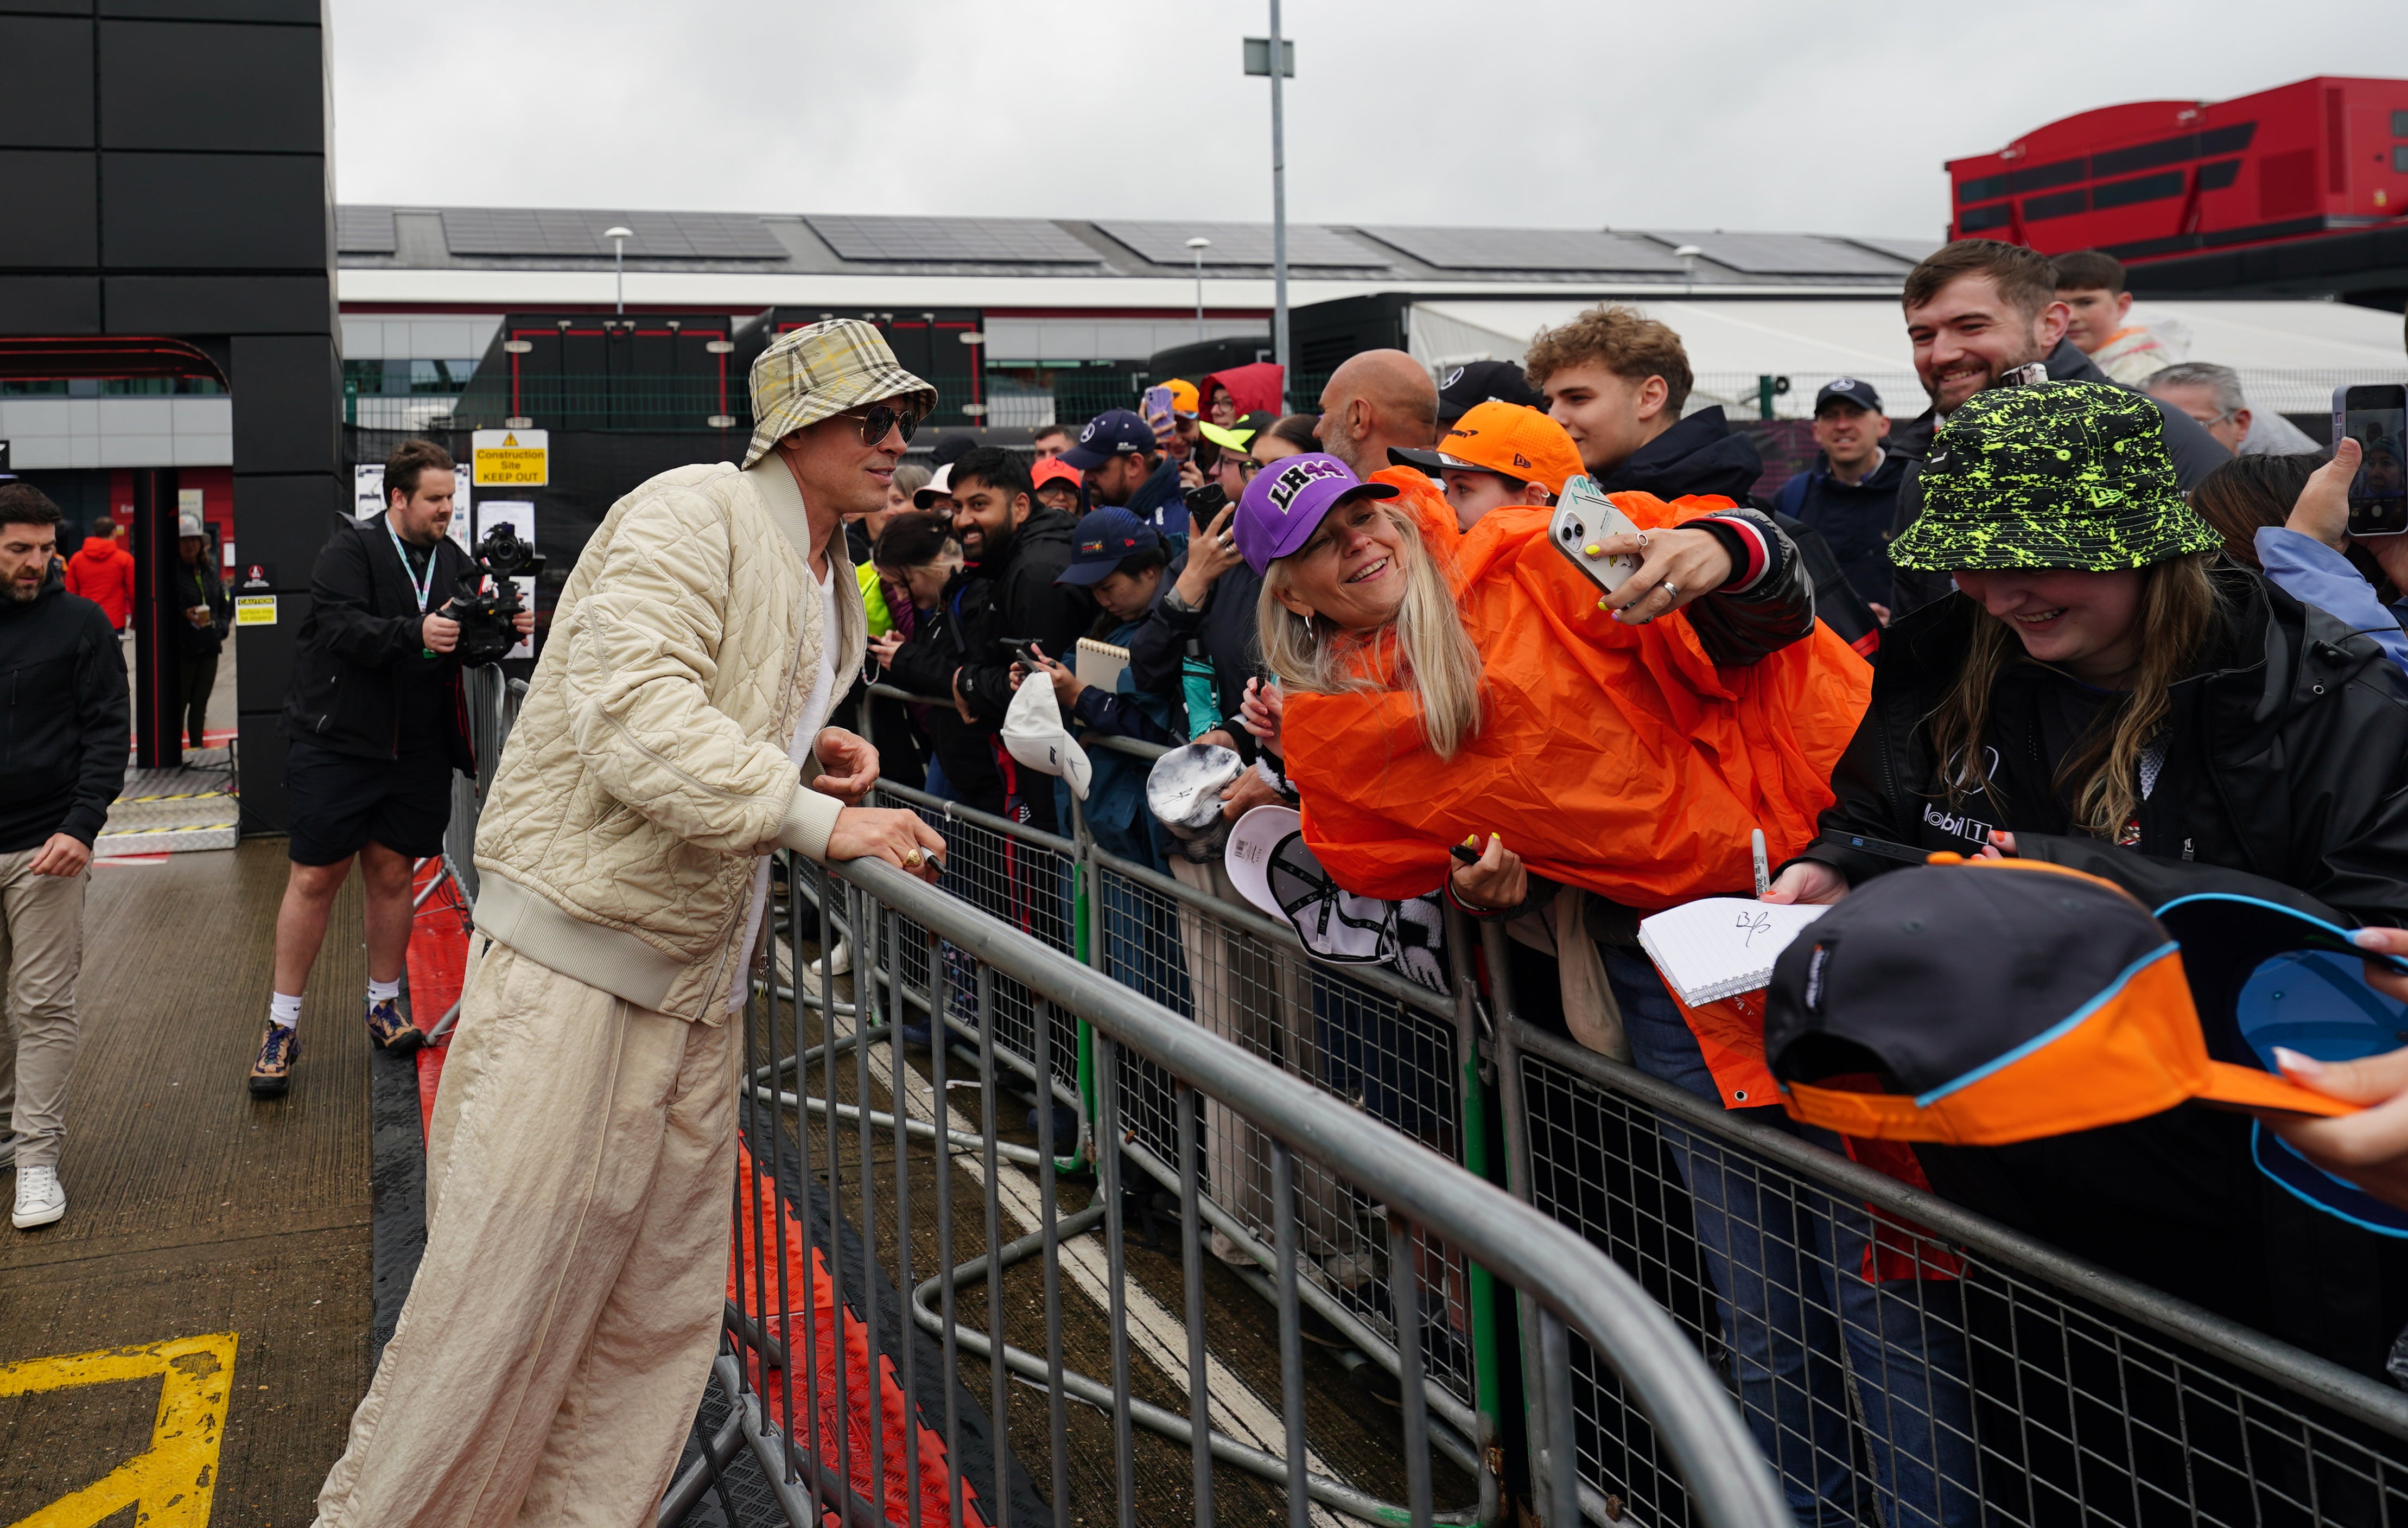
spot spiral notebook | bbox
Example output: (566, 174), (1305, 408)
(1076, 636), (1129, 691)
(1637, 899), (1829, 1006)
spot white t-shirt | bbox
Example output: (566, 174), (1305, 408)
(730, 561), (839, 1009)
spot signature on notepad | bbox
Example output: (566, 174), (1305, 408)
(1733, 908), (1774, 946)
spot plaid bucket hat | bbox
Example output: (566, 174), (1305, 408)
(1889, 380), (2220, 573)
(742, 319), (937, 469)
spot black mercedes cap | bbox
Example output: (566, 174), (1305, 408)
(1813, 378), (1884, 416)
(1437, 360), (1541, 422)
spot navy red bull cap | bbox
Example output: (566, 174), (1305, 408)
(1233, 453), (1396, 576)
(1056, 506), (1160, 587)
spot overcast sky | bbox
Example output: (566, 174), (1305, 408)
(329, 1), (2408, 241)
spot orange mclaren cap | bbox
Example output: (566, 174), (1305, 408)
(1387, 400), (1585, 499)
(1763, 857), (2361, 1147)
(1164, 378), (1200, 418)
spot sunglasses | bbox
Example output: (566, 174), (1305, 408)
(838, 403), (922, 447)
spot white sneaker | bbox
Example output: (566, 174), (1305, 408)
(824, 938), (853, 977)
(13, 1164), (64, 1229)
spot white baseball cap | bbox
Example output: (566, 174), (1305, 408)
(912, 463), (955, 509)
(1001, 670), (1091, 800)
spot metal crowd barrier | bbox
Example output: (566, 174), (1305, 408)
(698, 848), (1786, 1527)
(1494, 995), (2408, 1528)
(855, 683), (1502, 1469)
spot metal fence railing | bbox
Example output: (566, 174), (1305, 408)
(1489, 954), (2408, 1528)
(706, 846), (1786, 1527)
(434, 659), (2408, 1525)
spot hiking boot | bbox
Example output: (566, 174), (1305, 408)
(364, 997), (423, 1052)
(249, 1024), (300, 1098)
(13, 1164), (65, 1229)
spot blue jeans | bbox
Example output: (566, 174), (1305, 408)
(1605, 947), (1978, 1528)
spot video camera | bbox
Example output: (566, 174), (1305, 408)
(448, 521), (545, 664)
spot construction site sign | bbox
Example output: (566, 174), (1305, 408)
(472, 428), (548, 487)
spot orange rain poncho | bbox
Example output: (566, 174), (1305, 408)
(1281, 476), (1871, 1105)
(1284, 479), (1871, 909)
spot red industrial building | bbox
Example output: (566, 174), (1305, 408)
(1947, 76), (2408, 308)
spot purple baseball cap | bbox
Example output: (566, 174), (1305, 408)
(1234, 453), (1397, 575)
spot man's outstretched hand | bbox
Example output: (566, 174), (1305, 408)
(825, 808), (946, 882)
(809, 727), (880, 806)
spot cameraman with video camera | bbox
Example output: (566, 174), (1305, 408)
(247, 438), (531, 1097)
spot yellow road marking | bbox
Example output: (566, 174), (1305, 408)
(0, 1332), (238, 1527)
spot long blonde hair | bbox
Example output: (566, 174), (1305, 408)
(1256, 506), (1485, 759)
(1925, 553), (2222, 839)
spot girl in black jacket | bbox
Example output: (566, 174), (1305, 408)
(1768, 382), (2408, 1390)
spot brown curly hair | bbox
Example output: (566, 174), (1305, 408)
(1520, 304), (1692, 415)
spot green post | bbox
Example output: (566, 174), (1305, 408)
(1758, 374), (1776, 421)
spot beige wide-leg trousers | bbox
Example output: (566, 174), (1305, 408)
(315, 940), (738, 1528)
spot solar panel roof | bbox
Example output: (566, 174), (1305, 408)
(1642, 231), (1908, 276)
(1095, 220), (1388, 268)
(335, 205), (397, 254)
(440, 209), (789, 259)
(1358, 225), (1688, 273)
(806, 215), (1101, 264)
(1845, 236), (1943, 268)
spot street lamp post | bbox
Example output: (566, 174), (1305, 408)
(1244, 15), (1293, 410)
(603, 225), (633, 314)
(1186, 237), (1211, 343)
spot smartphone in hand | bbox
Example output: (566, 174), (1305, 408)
(2335, 384), (2408, 537)
(1547, 476), (1644, 595)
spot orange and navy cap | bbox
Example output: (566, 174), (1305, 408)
(1763, 857), (2367, 1150)
(1031, 457), (1082, 494)
(1387, 400), (1584, 499)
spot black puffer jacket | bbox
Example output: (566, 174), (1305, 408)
(1795, 566), (2408, 927)
(1794, 567), (2408, 1378)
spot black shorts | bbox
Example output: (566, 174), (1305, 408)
(285, 739), (455, 865)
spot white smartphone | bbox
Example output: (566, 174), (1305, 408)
(1548, 476), (1643, 596)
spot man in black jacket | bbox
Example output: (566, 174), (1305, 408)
(1886, 239), (2229, 617)
(888, 446), (1090, 833)
(172, 509), (232, 753)
(1772, 379), (1909, 620)
(251, 439), (530, 1098)
(0, 484), (128, 1228)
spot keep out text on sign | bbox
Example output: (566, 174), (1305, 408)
(472, 428), (549, 487)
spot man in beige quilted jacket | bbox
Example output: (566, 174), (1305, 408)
(312, 320), (948, 1527)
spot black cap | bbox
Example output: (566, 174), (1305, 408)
(1764, 862), (2166, 1093)
(930, 434), (980, 467)
(1813, 378), (1884, 416)
(1437, 360), (1541, 422)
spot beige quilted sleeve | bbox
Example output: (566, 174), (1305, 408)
(556, 483), (798, 855)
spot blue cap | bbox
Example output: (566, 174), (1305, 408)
(1061, 409), (1156, 471)
(1056, 506), (1161, 587)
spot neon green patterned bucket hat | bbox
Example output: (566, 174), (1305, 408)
(1890, 380), (2220, 572)
(743, 319), (937, 469)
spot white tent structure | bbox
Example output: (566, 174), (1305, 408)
(1407, 298), (2405, 421)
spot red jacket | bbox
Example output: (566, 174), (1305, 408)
(65, 539), (135, 629)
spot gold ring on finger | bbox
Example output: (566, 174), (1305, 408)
(903, 848), (924, 867)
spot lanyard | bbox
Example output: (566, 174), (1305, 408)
(387, 519), (439, 614)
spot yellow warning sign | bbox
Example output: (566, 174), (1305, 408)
(0, 1331), (238, 1527)
(472, 426), (549, 486)
(234, 594), (278, 626)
